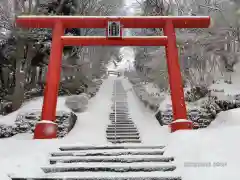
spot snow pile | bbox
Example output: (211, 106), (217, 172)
(209, 108), (240, 128)
(165, 125), (240, 180)
(65, 93), (89, 112)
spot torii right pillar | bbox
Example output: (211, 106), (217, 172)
(163, 20), (191, 132)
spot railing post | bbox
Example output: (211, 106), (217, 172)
(163, 20), (192, 132)
(34, 21), (64, 139)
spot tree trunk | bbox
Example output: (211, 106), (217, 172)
(11, 38), (25, 111)
(38, 66), (43, 83)
(29, 66), (37, 89)
(0, 68), (5, 89)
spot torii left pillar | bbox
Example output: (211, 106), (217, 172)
(34, 21), (64, 139)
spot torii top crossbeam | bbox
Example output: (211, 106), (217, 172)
(16, 15), (210, 29)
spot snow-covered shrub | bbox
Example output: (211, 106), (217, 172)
(185, 86), (209, 102)
(0, 111), (77, 138)
(65, 93), (89, 112)
(0, 125), (15, 138)
(201, 98), (221, 119)
(215, 100), (240, 111)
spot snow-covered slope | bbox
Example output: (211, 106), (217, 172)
(210, 62), (240, 100)
(209, 107), (240, 128)
(0, 77), (115, 179)
(1, 76), (240, 180)
(165, 124), (240, 180)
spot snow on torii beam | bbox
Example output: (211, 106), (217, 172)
(16, 15), (210, 139)
(17, 15), (210, 28)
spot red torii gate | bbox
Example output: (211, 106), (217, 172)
(16, 16), (210, 139)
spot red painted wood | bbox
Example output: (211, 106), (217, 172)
(16, 16), (210, 28)
(163, 20), (188, 121)
(14, 15), (211, 137)
(61, 36), (168, 46)
(41, 21), (64, 121)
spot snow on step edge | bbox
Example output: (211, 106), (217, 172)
(41, 163), (176, 173)
(49, 155), (174, 164)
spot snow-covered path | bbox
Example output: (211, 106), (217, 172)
(1, 76), (240, 180)
(0, 76), (170, 179)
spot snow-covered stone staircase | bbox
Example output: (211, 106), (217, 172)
(106, 79), (141, 143)
(11, 145), (181, 180)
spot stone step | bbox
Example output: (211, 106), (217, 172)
(111, 107), (128, 109)
(107, 129), (137, 131)
(109, 119), (133, 122)
(106, 134), (140, 137)
(110, 118), (132, 120)
(111, 110), (129, 112)
(111, 111), (129, 113)
(107, 128), (138, 131)
(108, 125), (135, 127)
(109, 113), (130, 115)
(49, 155), (173, 164)
(109, 120), (134, 123)
(106, 130), (139, 133)
(110, 139), (141, 143)
(12, 176), (181, 180)
(109, 120), (134, 122)
(110, 112), (129, 115)
(109, 115), (131, 118)
(58, 145), (165, 151)
(112, 97), (127, 98)
(111, 101), (128, 102)
(109, 124), (135, 127)
(107, 132), (140, 136)
(110, 121), (133, 123)
(112, 100), (128, 102)
(110, 121), (134, 123)
(107, 136), (140, 140)
(109, 118), (132, 120)
(41, 162), (176, 173)
(113, 101), (128, 102)
(108, 124), (135, 126)
(51, 149), (165, 157)
(109, 113), (129, 116)
(112, 95), (127, 97)
(109, 119), (132, 121)
(111, 103), (128, 105)
(109, 114), (130, 116)
(113, 94), (128, 98)
(107, 134), (140, 138)
(109, 122), (135, 125)
(109, 116), (131, 119)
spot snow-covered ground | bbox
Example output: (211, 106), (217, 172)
(163, 62), (240, 180)
(0, 75), (240, 180)
(165, 109), (240, 180)
(0, 76), (115, 179)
